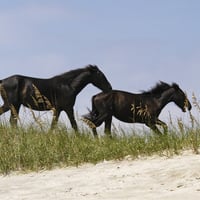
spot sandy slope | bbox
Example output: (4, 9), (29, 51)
(0, 151), (200, 200)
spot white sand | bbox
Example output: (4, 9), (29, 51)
(1, 151), (200, 200)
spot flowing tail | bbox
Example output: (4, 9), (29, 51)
(82, 95), (99, 129)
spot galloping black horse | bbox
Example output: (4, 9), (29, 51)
(83, 82), (192, 136)
(0, 65), (112, 130)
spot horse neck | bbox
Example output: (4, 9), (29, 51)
(70, 72), (91, 95)
(158, 88), (175, 110)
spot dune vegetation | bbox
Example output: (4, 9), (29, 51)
(0, 94), (199, 175)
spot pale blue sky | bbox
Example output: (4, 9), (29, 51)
(0, 0), (199, 128)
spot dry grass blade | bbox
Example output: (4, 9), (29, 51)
(27, 104), (44, 130)
(192, 93), (200, 112)
(32, 84), (52, 109)
(32, 84), (44, 104)
(131, 103), (151, 119)
(82, 118), (96, 129)
(10, 104), (19, 120)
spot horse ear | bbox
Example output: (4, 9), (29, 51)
(87, 65), (99, 72)
(172, 83), (180, 90)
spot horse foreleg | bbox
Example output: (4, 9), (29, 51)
(66, 109), (78, 132)
(147, 123), (163, 135)
(104, 117), (112, 137)
(156, 119), (168, 134)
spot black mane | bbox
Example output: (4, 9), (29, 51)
(59, 68), (85, 78)
(53, 67), (86, 83)
(142, 81), (171, 95)
(52, 65), (99, 84)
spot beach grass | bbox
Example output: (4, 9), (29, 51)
(0, 114), (199, 175)
(0, 93), (199, 174)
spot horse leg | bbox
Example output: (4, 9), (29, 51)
(50, 109), (61, 130)
(104, 116), (112, 137)
(0, 104), (10, 125)
(89, 115), (111, 138)
(147, 122), (162, 135)
(156, 119), (168, 134)
(89, 113), (110, 137)
(0, 104), (10, 115)
(66, 108), (78, 132)
(92, 128), (98, 137)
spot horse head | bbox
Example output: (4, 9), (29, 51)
(171, 83), (192, 112)
(87, 65), (112, 92)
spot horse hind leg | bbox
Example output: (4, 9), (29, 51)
(81, 115), (98, 137)
(104, 116), (112, 137)
(0, 100), (20, 127)
(65, 109), (78, 132)
(92, 114), (112, 137)
(92, 128), (98, 137)
(82, 112), (111, 137)
(0, 104), (10, 115)
(82, 112), (97, 129)
(50, 109), (61, 130)
(0, 104), (10, 125)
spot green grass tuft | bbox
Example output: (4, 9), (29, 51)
(0, 120), (199, 174)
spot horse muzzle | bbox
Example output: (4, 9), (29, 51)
(188, 104), (192, 111)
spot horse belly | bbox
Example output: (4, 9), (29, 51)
(113, 104), (151, 124)
(22, 102), (52, 111)
(113, 108), (134, 123)
(114, 116), (134, 123)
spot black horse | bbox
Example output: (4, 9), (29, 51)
(0, 65), (112, 130)
(82, 81), (192, 136)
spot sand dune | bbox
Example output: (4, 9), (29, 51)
(0, 151), (200, 200)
